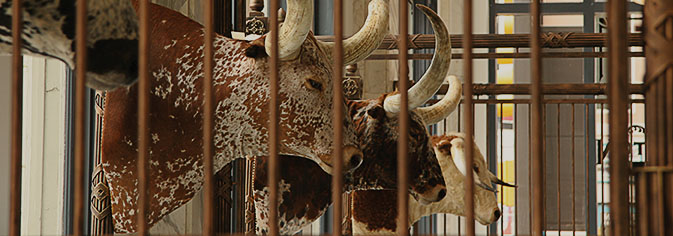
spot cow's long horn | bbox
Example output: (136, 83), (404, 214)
(319, 0), (389, 65)
(490, 173), (517, 187)
(265, 0), (313, 60)
(383, 4), (451, 113)
(415, 75), (462, 125)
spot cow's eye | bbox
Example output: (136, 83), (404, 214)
(473, 165), (479, 173)
(305, 78), (323, 91)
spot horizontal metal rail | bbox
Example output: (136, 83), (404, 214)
(316, 32), (644, 49)
(395, 83), (646, 95)
(435, 98), (646, 104)
(366, 51), (644, 60)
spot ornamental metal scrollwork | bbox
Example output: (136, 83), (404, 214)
(245, 18), (266, 36)
(343, 64), (362, 100)
(542, 32), (572, 48)
(343, 78), (360, 98)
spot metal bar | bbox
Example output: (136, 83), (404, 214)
(585, 104), (591, 236)
(397, 0), (410, 234)
(315, 33), (644, 49)
(332, 0), (344, 234)
(528, 104), (532, 235)
(657, 171), (665, 235)
(365, 51), (644, 60)
(571, 104), (576, 236)
(446, 98), (646, 104)
(137, 0), (150, 234)
(9, 0), (23, 234)
(600, 103), (605, 236)
(267, 0), (280, 234)
(657, 75), (666, 166)
(607, 0), (630, 233)
(500, 104), (504, 235)
(514, 103), (518, 236)
(530, 0), (544, 234)
(486, 102), (493, 236)
(629, 96), (635, 236)
(202, 0), (215, 233)
(428, 83), (648, 96)
(463, 0), (475, 235)
(636, 171), (648, 235)
(73, 0), (88, 234)
(556, 104), (561, 234)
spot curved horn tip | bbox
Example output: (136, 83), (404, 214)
(493, 178), (518, 188)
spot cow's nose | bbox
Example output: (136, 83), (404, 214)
(343, 145), (363, 171)
(492, 208), (501, 221)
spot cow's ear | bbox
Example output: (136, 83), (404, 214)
(436, 140), (452, 155)
(244, 37), (268, 58)
(366, 105), (386, 121)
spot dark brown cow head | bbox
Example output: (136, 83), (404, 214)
(250, 5), (462, 234)
(351, 133), (515, 234)
(102, 0), (391, 233)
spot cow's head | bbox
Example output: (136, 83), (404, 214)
(242, 0), (392, 172)
(432, 133), (516, 225)
(346, 5), (457, 204)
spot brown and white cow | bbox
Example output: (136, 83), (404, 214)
(250, 5), (458, 234)
(350, 133), (516, 235)
(100, 0), (392, 232)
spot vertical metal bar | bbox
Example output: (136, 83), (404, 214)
(600, 104), (605, 236)
(656, 171), (665, 235)
(530, 0), (544, 234)
(654, 78), (667, 166)
(9, 0), (23, 235)
(529, 104), (532, 235)
(332, 0), (344, 234)
(607, 0), (631, 233)
(556, 104), (561, 234)
(657, 80), (666, 166)
(585, 104), (591, 235)
(571, 103), (576, 235)
(607, 0), (632, 221)
(74, 0), (88, 234)
(397, 0), (410, 234)
(636, 172), (648, 235)
(202, 0), (215, 233)
(462, 0), (475, 235)
(267, 0), (280, 234)
(500, 103), (504, 235)
(137, 0), (150, 234)
(514, 103), (518, 236)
